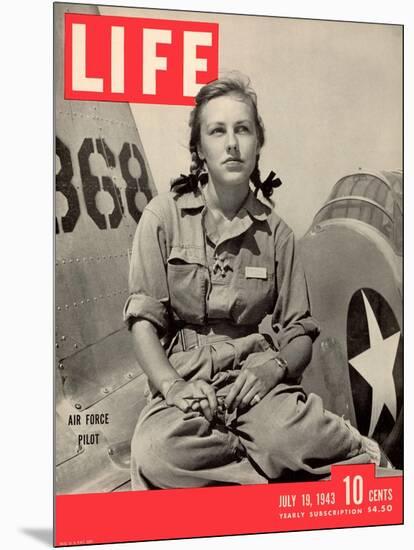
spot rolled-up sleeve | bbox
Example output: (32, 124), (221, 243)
(272, 230), (320, 349)
(123, 207), (170, 335)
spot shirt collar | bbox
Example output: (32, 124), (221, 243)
(241, 190), (272, 221)
(174, 186), (205, 210)
(175, 185), (272, 221)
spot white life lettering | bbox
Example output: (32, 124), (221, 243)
(143, 29), (172, 95)
(72, 23), (104, 92)
(183, 31), (212, 97)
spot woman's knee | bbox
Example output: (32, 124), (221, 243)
(131, 411), (217, 486)
(131, 415), (183, 481)
(243, 392), (357, 467)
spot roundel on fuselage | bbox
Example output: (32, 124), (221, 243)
(347, 288), (402, 465)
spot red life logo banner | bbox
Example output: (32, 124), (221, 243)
(55, 464), (403, 546)
(64, 13), (219, 105)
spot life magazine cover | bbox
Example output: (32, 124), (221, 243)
(54, 2), (403, 546)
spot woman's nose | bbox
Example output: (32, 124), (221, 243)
(226, 140), (239, 155)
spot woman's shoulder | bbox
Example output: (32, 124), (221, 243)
(146, 188), (204, 214)
(259, 201), (293, 241)
(245, 191), (293, 244)
(144, 190), (180, 219)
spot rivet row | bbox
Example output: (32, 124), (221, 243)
(56, 253), (129, 266)
(56, 290), (128, 312)
(57, 110), (134, 128)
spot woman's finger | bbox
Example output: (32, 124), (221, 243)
(224, 373), (246, 411)
(198, 381), (217, 416)
(179, 382), (203, 400)
(198, 398), (213, 422)
(175, 397), (191, 412)
(225, 372), (256, 412)
(230, 375), (257, 412)
(239, 384), (262, 409)
(191, 400), (201, 411)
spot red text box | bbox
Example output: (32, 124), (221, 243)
(64, 13), (219, 105)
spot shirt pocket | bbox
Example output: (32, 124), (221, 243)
(233, 261), (275, 325)
(167, 246), (206, 324)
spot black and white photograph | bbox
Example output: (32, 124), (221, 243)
(53, 1), (404, 545)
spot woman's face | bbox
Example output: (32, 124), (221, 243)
(197, 94), (260, 189)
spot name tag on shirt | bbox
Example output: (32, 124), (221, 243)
(245, 266), (268, 280)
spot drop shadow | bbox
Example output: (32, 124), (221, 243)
(20, 527), (53, 546)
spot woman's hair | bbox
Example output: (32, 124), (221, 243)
(171, 74), (281, 199)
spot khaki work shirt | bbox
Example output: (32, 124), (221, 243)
(124, 186), (319, 350)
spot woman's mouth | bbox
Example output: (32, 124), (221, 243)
(223, 158), (243, 165)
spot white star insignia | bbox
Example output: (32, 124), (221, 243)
(349, 290), (400, 437)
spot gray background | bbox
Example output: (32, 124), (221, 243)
(100, 4), (402, 237)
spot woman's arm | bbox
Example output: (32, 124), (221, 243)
(131, 319), (182, 398)
(225, 226), (317, 413)
(131, 319), (217, 420)
(125, 204), (217, 420)
(224, 335), (312, 412)
(279, 334), (312, 381)
(271, 229), (320, 352)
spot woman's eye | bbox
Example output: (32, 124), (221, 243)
(237, 125), (250, 133)
(211, 127), (224, 135)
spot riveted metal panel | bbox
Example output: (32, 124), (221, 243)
(56, 371), (82, 466)
(56, 365), (148, 493)
(57, 328), (143, 411)
(55, 256), (130, 357)
(56, 430), (130, 495)
(55, 0), (157, 358)
(55, 2), (157, 494)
